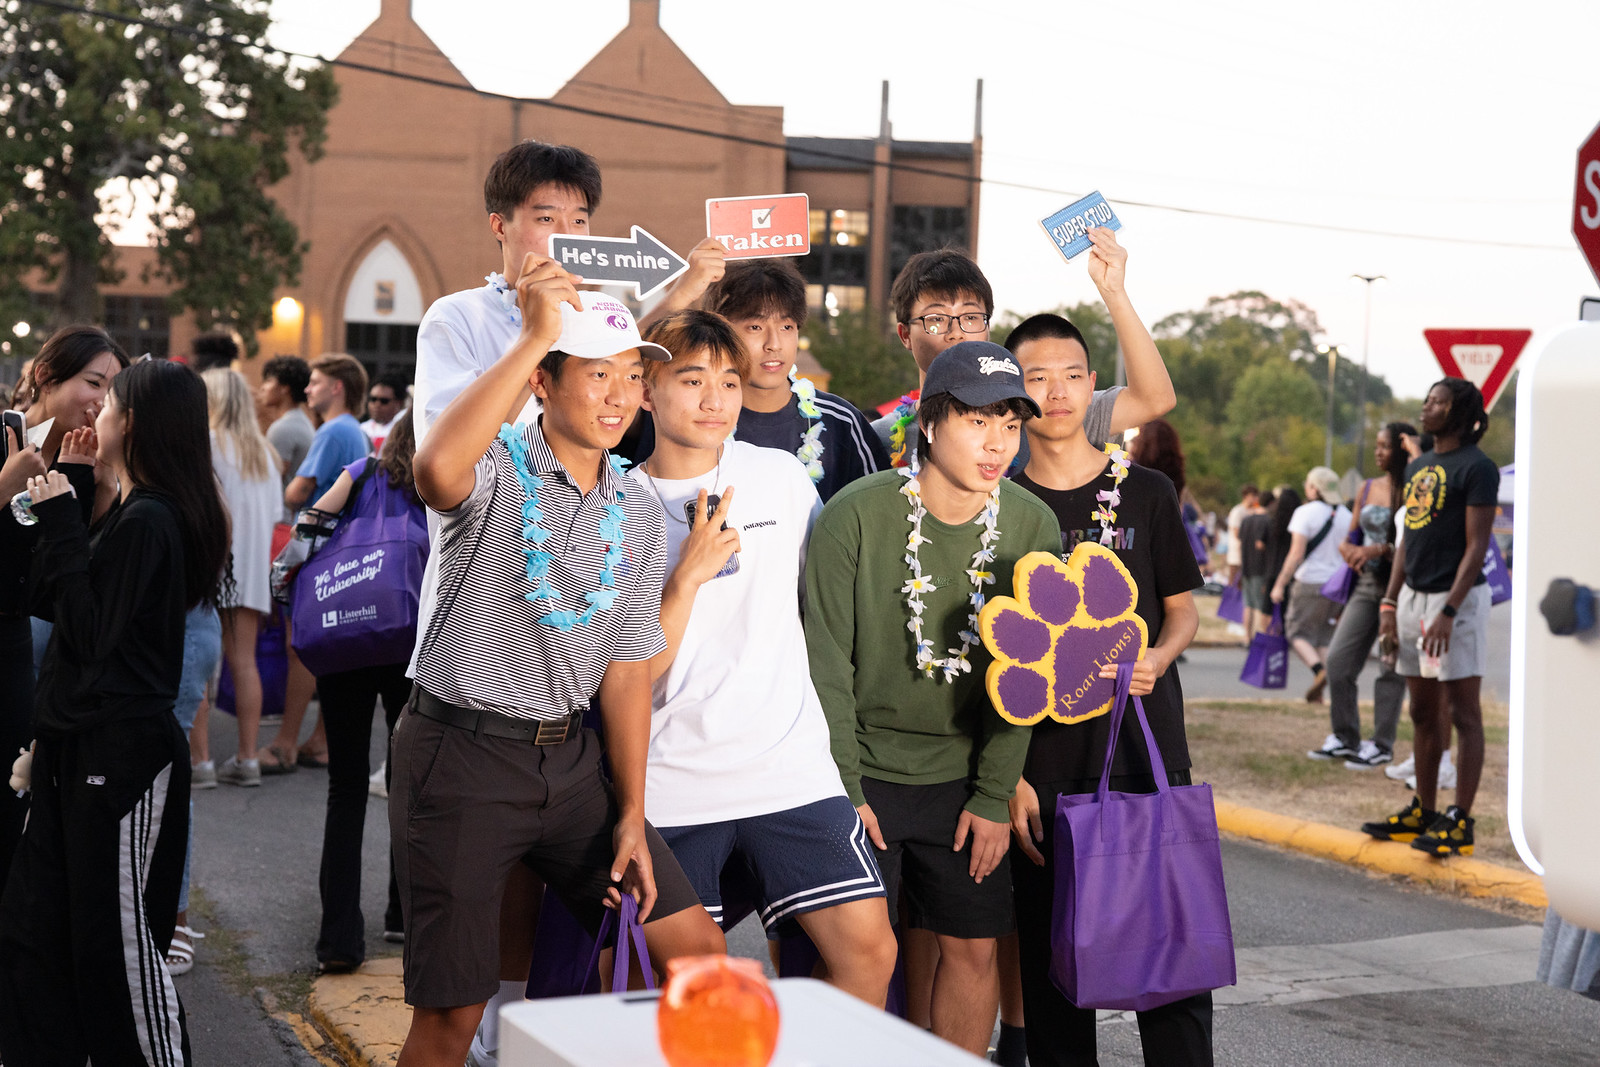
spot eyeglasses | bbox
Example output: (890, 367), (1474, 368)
(367, 394), (396, 405)
(908, 312), (989, 336)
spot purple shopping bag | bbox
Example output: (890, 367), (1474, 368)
(525, 891), (654, 998)
(289, 464), (428, 677)
(215, 603), (288, 718)
(1050, 665), (1236, 1012)
(1319, 528), (1363, 605)
(1217, 580), (1246, 625)
(1481, 536), (1512, 606)
(1239, 607), (1288, 689)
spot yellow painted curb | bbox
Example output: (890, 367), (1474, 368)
(307, 957), (409, 1067)
(1214, 798), (1548, 909)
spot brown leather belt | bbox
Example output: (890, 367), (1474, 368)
(412, 687), (582, 745)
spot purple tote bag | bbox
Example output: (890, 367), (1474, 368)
(525, 891), (653, 997)
(1239, 607), (1289, 688)
(1217, 580), (1246, 625)
(1050, 665), (1237, 1012)
(289, 462), (428, 677)
(1481, 536), (1512, 606)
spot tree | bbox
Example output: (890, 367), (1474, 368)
(0, 0), (336, 348)
(804, 310), (919, 414)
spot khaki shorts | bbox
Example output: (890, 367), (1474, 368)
(1285, 580), (1341, 648)
(1396, 583), (1490, 681)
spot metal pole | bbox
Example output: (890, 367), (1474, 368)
(1351, 274), (1384, 476)
(1325, 345), (1337, 468)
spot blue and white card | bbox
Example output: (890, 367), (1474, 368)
(1040, 191), (1122, 262)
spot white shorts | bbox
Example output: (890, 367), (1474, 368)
(1396, 584), (1489, 681)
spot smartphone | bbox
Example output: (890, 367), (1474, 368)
(683, 493), (739, 578)
(2, 410), (24, 459)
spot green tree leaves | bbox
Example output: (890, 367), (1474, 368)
(0, 0), (336, 350)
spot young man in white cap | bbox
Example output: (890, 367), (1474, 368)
(632, 309), (898, 1007)
(394, 256), (723, 1067)
(1270, 466), (1352, 710)
(804, 340), (1061, 1055)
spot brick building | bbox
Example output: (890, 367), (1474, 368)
(14, 0), (981, 385)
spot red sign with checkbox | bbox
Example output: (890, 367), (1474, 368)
(705, 193), (810, 260)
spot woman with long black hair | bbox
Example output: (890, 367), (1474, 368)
(1313, 422), (1418, 768)
(0, 359), (228, 1067)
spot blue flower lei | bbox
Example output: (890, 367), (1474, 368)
(497, 423), (630, 631)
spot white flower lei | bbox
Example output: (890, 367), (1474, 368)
(1093, 444), (1133, 545)
(789, 369), (825, 484)
(487, 272), (520, 326)
(898, 463), (1002, 682)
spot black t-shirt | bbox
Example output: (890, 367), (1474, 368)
(1012, 462), (1204, 789)
(735, 390), (889, 504)
(1399, 445), (1499, 593)
(1238, 511), (1271, 578)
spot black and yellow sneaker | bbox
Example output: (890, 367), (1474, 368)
(1360, 796), (1439, 843)
(1411, 805), (1475, 857)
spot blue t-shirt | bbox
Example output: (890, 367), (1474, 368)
(296, 413), (370, 501)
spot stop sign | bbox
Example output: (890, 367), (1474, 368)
(1573, 120), (1600, 285)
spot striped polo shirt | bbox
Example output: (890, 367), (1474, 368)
(414, 419), (668, 721)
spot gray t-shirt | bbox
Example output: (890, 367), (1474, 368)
(869, 385), (1123, 466)
(266, 407), (315, 523)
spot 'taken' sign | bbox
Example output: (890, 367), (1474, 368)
(1040, 191), (1122, 262)
(706, 193), (810, 260)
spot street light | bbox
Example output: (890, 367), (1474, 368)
(1350, 274), (1386, 475)
(1315, 343), (1343, 468)
(12, 322), (29, 339)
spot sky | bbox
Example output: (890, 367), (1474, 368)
(261, 0), (1600, 401)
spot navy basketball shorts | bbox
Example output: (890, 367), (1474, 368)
(656, 796), (885, 935)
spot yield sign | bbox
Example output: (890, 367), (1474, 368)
(1422, 329), (1532, 414)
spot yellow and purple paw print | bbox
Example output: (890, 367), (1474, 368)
(978, 544), (1148, 726)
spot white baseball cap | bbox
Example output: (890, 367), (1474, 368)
(553, 293), (672, 362)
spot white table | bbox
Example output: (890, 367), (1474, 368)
(502, 977), (984, 1066)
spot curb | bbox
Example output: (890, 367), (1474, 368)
(308, 957), (408, 1067)
(1214, 798), (1548, 909)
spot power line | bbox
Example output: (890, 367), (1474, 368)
(10, 0), (1575, 253)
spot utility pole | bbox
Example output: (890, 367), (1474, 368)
(1351, 274), (1385, 475)
(1317, 343), (1341, 468)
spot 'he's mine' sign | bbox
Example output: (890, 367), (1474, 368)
(705, 193), (811, 260)
(1040, 190), (1122, 262)
(547, 226), (689, 299)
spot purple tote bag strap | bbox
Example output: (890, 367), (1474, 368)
(1094, 663), (1172, 804)
(581, 895), (654, 994)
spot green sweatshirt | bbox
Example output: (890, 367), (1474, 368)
(804, 470), (1062, 823)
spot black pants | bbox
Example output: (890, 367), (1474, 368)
(0, 615), (34, 893)
(316, 662), (409, 967)
(1012, 773), (1214, 1067)
(0, 715), (191, 1067)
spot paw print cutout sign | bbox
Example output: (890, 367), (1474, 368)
(978, 544), (1148, 726)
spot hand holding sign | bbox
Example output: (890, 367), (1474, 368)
(514, 252), (584, 347)
(1084, 227), (1128, 297)
(978, 544), (1148, 726)
(1041, 191), (1122, 263)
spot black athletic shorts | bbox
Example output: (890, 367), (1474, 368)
(860, 776), (1014, 939)
(389, 706), (701, 1009)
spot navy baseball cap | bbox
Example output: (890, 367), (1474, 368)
(921, 341), (1043, 419)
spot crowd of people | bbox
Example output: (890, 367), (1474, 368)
(0, 136), (1512, 1067)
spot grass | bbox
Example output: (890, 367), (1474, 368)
(188, 888), (316, 1030)
(1186, 697), (1518, 868)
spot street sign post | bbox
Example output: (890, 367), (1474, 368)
(706, 193), (810, 260)
(547, 226), (688, 299)
(1422, 329), (1532, 413)
(1572, 120), (1600, 286)
(1040, 191), (1122, 263)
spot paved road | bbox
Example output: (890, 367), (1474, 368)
(1184, 599), (1514, 704)
(181, 671), (1599, 1067)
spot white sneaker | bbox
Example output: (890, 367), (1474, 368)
(465, 1032), (498, 1067)
(1404, 750), (1456, 791)
(1308, 734), (1358, 761)
(369, 760), (387, 799)
(1345, 740), (1393, 770)
(1385, 754), (1414, 781)
(191, 760), (217, 790)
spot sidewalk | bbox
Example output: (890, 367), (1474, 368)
(306, 796), (1546, 1066)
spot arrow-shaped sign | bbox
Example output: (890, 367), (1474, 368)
(1422, 328), (1532, 414)
(546, 226), (688, 300)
